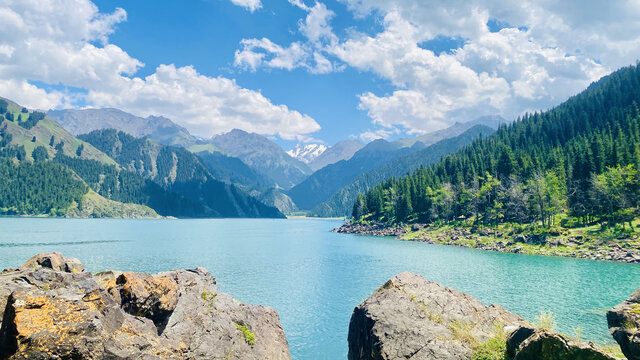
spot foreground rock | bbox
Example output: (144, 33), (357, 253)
(347, 272), (527, 359)
(506, 326), (615, 359)
(608, 288), (640, 360)
(0, 252), (290, 359)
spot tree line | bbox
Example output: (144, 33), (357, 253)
(353, 63), (640, 230)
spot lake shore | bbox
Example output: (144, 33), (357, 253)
(334, 221), (640, 264)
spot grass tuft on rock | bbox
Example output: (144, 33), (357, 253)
(234, 322), (256, 347)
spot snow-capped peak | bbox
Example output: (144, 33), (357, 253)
(286, 144), (328, 164)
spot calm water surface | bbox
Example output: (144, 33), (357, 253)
(0, 217), (638, 359)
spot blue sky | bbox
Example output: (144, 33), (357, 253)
(92, 0), (395, 147)
(1, 0), (639, 149)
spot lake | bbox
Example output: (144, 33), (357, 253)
(0, 217), (638, 359)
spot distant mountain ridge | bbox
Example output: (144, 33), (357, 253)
(307, 140), (364, 171)
(287, 139), (425, 210)
(79, 129), (284, 218)
(47, 108), (198, 148)
(394, 115), (506, 148)
(210, 129), (312, 190)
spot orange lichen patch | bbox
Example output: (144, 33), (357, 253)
(117, 272), (178, 313)
(11, 291), (102, 354)
(152, 276), (178, 311)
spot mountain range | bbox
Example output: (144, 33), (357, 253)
(6, 94), (512, 218)
(310, 124), (494, 217)
(286, 116), (504, 211)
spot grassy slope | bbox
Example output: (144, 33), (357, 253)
(0, 97), (172, 217)
(66, 190), (161, 219)
(2, 97), (114, 164)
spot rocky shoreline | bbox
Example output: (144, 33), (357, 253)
(334, 222), (640, 264)
(0, 252), (290, 359)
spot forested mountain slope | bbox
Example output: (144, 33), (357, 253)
(79, 129), (284, 218)
(311, 125), (494, 217)
(353, 63), (640, 228)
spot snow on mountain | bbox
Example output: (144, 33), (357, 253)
(287, 144), (328, 164)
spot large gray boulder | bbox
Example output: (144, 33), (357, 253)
(347, 272), (527, 360)
(608, 288), (640, 360)
(0, 253), (290, 359)
(506, 327), (615, 360)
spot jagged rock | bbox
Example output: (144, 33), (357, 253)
(0, 253), (290, 359)
(347, 272), (527, 360)
(608, 288), (640, 360)
(507, 327), (615, 359)
(19, 252), (85, 273)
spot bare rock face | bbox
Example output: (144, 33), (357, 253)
(0, 253), (290, 359)
(607, 288), (640, 360)
(347, 272), (527, 360)
(506, 327), (615, 360)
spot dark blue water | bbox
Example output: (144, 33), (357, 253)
(0, 217), (638, 359)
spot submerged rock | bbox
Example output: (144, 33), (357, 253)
(0, 253), (290, 359)
(506, 327), (615, 360)
(347, 272), (527, 360)
(608, 288), (640, 360)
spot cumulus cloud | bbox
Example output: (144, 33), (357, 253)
(0, 0), (320, 139)
(358, 128), (398, 142)
(236, 0), (639, 138)
(234, 2), (337, 73)
(87, 64), (320, 139)
(229, 0), (262, 12)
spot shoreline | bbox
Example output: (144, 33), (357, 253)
(334, 222), (640, 264)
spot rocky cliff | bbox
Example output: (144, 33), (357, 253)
(0, 252), (290, 359)
(347, 272), (527, 360)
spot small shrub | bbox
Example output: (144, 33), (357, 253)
(536, 311), (555, 330)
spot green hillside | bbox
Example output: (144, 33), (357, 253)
(311, 125), (494, 217)
(353, 63), (640, 230)
(0, 98), (114, 164)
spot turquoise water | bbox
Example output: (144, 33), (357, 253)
(0, 217), (638, 359)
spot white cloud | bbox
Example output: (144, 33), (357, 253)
(234, 38), (308, 71)
(0, 0), (320, 140)
(359, 128), (397, 142)
(230, 0), (262, 12)
(234, 2), (337, 73)
(299, 2), (337, 45)
(236, 0), (640, 137)
(87, 64), (320, 139)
